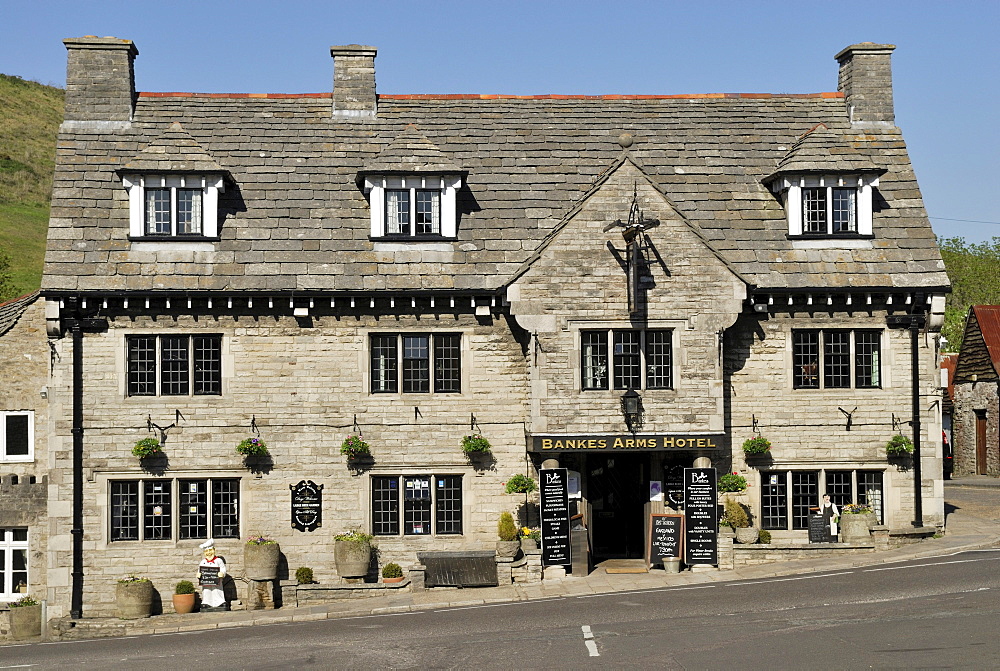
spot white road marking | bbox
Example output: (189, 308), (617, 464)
(576, 584), (716, 599)
(582, 625), (599, 657)
(727, 571), (855, 586)
(863, 556), (1000, 572)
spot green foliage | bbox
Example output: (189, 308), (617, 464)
(334, 528), (374, 545)
(842, 503), (874, 515)
(742, 436), (771, 455)
(939, 237), (1000, 351)
(340, 435), (371, 458)
(758, 529), (772, 544)
(0, 202), (48, 301)
(724, 498), (750, 528)
(504, 474), (536, 494)
(295, 567), (314, 584)
(461, 434), (492, 454)
(236, 436), (268, 457)
(0, 250), (14, 302)
(885, 434), (914, 457)
(381, 562), (403, 579)
(497, 511), (519, 541)
(9, 594), (39, 607)
(175, 580), (195, 595)
(246, 534), (276, 545)
(117, 574), (150, 584)
(131, 437), (162, 458)
(718, 472), (748, 493)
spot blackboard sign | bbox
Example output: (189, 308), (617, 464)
(199, 566), (221, 586)
(648, 514), (683, 566)
(290, 480), (324, 532)
(539, 468), (571, 568)
(684, 468), (718, 565)
(808, 514), (828, 543)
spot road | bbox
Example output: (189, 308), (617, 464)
(5, 548), (1000, 669)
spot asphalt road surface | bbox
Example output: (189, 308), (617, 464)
(5, 548), (1000, 669)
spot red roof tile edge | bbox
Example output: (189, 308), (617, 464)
(138, 91), (844, 100)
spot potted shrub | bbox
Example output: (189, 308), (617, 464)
(839, 503), (876, 543)
(340, 435), (371, 460)
(334, 528), (374, 578)
(461, 434), (492, 455)
(496, 511), (520, 558)
(116, 574), (154, 619)
(172, 580), (196, 614)
(244, 534), (281, 580)
(381, 562), (405, 584)
(885, 434), (914, 458)
(757, 529), (772, 544)
(131, 437), (162, 459)
(236, 436), (268, 458)
(718, 472), (748, 493)
(742, 436), (771, 457)
(295, 567), (315, 585)
(7, 594), (42, 640)
(519, 526), (541, 553)
(504, 474), (536, 495)
(724, 498), (758, 544)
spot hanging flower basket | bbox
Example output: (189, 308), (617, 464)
(340, 435), (371, 460)
(236, 436), (269, 457)
(132, 437), (162, 459)
(885, 434), (914, 457)
(504, 474), (537, 494)
(461, 434), (492, 455)
(742, 436), (771, 456)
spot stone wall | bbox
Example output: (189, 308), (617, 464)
(951, 381), (1000, 477)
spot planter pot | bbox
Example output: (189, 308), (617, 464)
(382, 576), (405, 584)
(662, 557), (681, 573)
(496, 540), (521, 558)
(8, 603), (42, 640)
(520, 538), (539, 553)
(734, 527), (759, 544)
(334, 540), (372, 578)
(116, 580), (153, 619)
(244, 542), (281, 580)
(171, 593), (196, 614)
(839, 513), (876, 543)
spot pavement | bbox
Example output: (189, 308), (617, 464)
(19, 477), (1000, 643)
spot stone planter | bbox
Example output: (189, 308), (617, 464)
(839, 513), (876, 543)
(334, 540), (372, 578)
(172, 593), (196, 614)
(734, 526), (759, 544)
(8, 603), (42, 640)
(116, 580), (153, 619)
(520, 537), (539, 553)
(244, 542), (281, 580)
(496, 540), (521, 558)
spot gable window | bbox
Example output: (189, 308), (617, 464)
(792, 329), (881, 389)
(772, 174), (876, 238)
(371, 474), (463, 536)
(582, 329), (673, 391)
(370, 333), (461, 394)
(123, 174), (224, 239)
(364, 175), (461, 239)
(127, 335), (222, 397)
(0, 528), (28, 599)
(0, 411), (32, 462)
(110, 478), (239, 541)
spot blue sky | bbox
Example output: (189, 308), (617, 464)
(4, 0), (998, 243)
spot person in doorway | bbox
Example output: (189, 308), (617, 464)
(198, 538), (228, 611)
(819, 494), (839, 542)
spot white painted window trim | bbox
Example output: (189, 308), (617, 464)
(0, 410), (33, 463)
(364, 174), (462, 238)
(123, 174), (224, 238)
(0, 528), (29, 600)
(773, 174), (877, 237)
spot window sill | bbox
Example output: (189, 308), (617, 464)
(128, 236), (221, 242)
(0, 458), (33, 464)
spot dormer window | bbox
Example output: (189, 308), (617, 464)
(365, 175), (461, 239)
(386, 188), (440, 236)
(803, 185), (856, 234)
(772, 174), (876, 238)
(123, 174), (224, 240)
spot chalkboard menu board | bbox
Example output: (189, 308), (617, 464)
(199, 566), (221, 586)
(684, 467), (718, 565)
(539, 468), (571, 568)
(648, 514), (683, 566)
(290, 480), (323, 532)
(808, 514), (828, 543)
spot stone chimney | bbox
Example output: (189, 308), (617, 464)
(330, 45), (377, 118)
(835, 43), (896, 127)
(63, 36), (138, 124)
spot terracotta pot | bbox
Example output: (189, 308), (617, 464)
(244, 542), (281, 580)
(116, 580), (153, 619)
(383, 576), (405, 584)
(172, 592), (196, 614)
(334, 540), (372, 578)
(8, 603), (42, 640)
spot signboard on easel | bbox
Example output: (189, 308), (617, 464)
(647, 513), (683, 568)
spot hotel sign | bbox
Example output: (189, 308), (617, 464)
(530, 433), (726, 453)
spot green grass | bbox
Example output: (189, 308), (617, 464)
(0, 202), (49, 297)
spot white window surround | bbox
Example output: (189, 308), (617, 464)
(0, 410), (33, 463)
(364, 175), (461, 239)
(771, 174), (877, 237)
(123, 174), (225, 239)
(0, 528), (28, 600)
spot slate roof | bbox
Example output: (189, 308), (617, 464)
(0, 291), (40, 337)
(360, 124), (465, 176)
(43, 90), (949, 294)
(766, 123), (885, 181)
(120, 122), (228, 175)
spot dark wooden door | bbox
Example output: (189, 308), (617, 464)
(976, 410), (988, 475)
(587, 455), (646, 559)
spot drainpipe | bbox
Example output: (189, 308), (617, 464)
(67, 297), (85, 619)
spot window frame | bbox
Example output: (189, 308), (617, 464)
(371, 474), (463, 536)
(109, 478), (241, 542)
(792, 329), (882, 390)
(369, 333), (462, 395)
(0, 528), (29, 600)
(802, 185), (857, 235)
(364, 174), (462, 240)
(0, 411), (33, 463)
(126, 334), (223, 398)
(123, 174), (224, 240)
(581, 329), (674, 391)
(773, 173), (876, 238)
(760, 470), (884, 530)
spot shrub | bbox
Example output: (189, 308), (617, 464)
(118, 574), (150, 584)
(498, 511), (519, 541)
(175, 580), (196, 595)
(236, 436), (268, 457)
(461, 434), (492, 454)
(742, 436), (771, 455)
(718, 472), (748, 492)
(334, 528), (374, 545)
(885, 434), (914, 457)
(758, 529), (772, 544)
(9, 594), (39, 607)
(504, 474), (536, 494)
(724, 498), (750, 529)
(131, 437), (162, 458)
(340, 435), (371, 459)
(842, 503), (874, 515)
(295, 567), (314, 584)
(381, 562), (403, 579)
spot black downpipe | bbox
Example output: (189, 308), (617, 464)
(69, 301), (84, 619)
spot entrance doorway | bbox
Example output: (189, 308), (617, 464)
(587, 454), (647, 559)
(976, 410), (988, 475)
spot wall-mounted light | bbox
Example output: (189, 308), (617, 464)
(621, 388), (643, 434)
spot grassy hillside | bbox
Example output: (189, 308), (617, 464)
(0, 73), (63, 301)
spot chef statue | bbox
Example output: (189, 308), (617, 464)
(198, 538), (228, 611)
